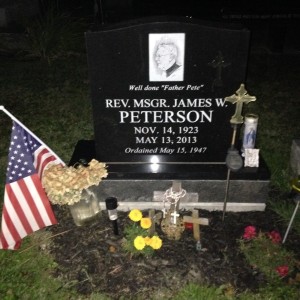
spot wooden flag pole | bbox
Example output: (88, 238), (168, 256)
(0, 105), (65, 165)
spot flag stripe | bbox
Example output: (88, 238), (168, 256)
(0, 206), (20, 250)
(2, 192), (26, 240)
(28, 174), (57, 226)
(0, 220), (10, 249)
(18, 177), (46, 229)
(39, 155), (57, 178)
(34, 148), (50, 176)
(34, 147), (59, 177)
(5, 183), (36, 235)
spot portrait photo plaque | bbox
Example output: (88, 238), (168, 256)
(149, 33), (185, 82)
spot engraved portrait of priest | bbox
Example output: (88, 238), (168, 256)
(149, 34), (185, 82)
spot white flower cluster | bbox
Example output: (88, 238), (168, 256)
(42, 159), (108, 206)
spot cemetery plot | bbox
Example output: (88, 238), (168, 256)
(49, 206), (300, 299)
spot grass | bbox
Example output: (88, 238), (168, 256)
(0, 231), (78, 299)
(0, 15), (300, 299)
(246, 52), (300, 191)
(173, 283), (232, 299)
(0, 56), (93, 163)
(270, 195), (300, 234)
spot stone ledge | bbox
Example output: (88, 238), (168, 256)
(91, 178), (270, 204)
(98, 201), (266, 212)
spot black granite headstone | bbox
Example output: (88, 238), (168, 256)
(84, 17), (252, 178)
(68, 18), (270, 207)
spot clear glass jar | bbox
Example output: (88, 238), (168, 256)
(69, 188), (101, 226)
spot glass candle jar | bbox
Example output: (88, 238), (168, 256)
(69, 188), (101, 226)
(242, 113), (259, 152)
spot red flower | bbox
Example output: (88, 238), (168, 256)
(243, 225), (257, 240)
(276, 265), (289, 277)
(267, 230), (282, 244)
(185, 222), (193, 230)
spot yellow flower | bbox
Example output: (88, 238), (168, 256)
(144, 236), (151, 246)
(128, 209), (142, 222)
(149, 236), (162, 250)
(134, 236), (145, 250)
(140, 217), (152, 229)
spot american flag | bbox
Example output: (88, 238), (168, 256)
(0, 121), (62, 250)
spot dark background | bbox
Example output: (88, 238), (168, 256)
(50, 0), (300, 53)
(1, 0), (299, 53)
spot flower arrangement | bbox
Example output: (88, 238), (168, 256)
(123, 209), (162, 257)
(239, 226), (296, 280)
(42, 159), (108, 206)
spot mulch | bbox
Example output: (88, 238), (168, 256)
(48, 201), (300, 299)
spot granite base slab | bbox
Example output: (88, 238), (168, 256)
(70, 140), (270, 212)
(89, 179), (269, 212)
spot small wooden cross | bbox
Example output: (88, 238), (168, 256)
(183, 209), (209, 242)
(225, 84), (256, 124)
(169, 180), (184, 212)
(148, 209), (156, 236)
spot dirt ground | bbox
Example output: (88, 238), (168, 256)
(49, 197), (300, 299)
